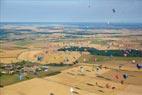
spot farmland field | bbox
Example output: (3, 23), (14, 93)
(0, 22), (142, 95)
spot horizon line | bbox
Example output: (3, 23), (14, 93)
(1, 21), (142, 24)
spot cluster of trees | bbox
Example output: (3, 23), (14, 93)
(58, 46), (142, 57)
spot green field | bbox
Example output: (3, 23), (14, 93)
(78, 54), (142, 64)
(15, 40), (32, 46)
(0, 74), (28, 87)
(91, 39), (109, 45)
(0, 65), (71, 86)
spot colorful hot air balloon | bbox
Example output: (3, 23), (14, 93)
(94, 57), (97, 62)
(136, 64), (142, 70)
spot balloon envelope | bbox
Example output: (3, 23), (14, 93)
(112, 8), (116, 13)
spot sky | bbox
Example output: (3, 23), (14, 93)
(0, 0), (142, 23)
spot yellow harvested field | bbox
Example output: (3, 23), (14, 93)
(0, 49), (81, 64)
(0, 50), (25, 58)
(117, 85), (142, 95)
(2, 65), (141, 95)
(0, 58), (18, 64)
(102, 60), (142, 72)
(0, 49), (26, 63)
(45, 65), (125, 95)
(17, 50), (81, 64)
(0, 78), (96, 95)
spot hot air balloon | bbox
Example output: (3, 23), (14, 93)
(106, 83), (111, 88)
(19, 72), (24, 80)
(88, 0), (91, 8)
(132, 60), (136, 64)
(94, 57), (97, 62)
(50, 93), (54, 95)
(115, 74), (119, 80)
(37, 56), (43, 61)
(112, 8), (116, 13)
(80, 66), (84, 73)
(120, 80), (124, 84)
(70, 87), (74, 95)
(136, 64), (142, 70)
(123, 73), (128, 79)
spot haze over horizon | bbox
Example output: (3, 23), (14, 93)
(0, 0), (142, 23)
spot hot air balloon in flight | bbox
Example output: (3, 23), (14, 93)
(37, 56), (43, 61)
(88, 0), (91, 8)
(123, 73), (128, 79)
(136, 64), (142, 70)
(70, 87), (74, 95)
(112, 8), (116, 13)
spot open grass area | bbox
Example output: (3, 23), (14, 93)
(37, 65), (71, 77)
(0, 74), (29, 86)
(78, 54), (142, 64)
(111, 56), (142, 61)
(15, 40), (32, 46)
(0, 65), (71, 86)
(78, 54), (110, 63)
(91, 39), (109, 45)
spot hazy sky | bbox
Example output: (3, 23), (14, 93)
(1, 0), (142, 23)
